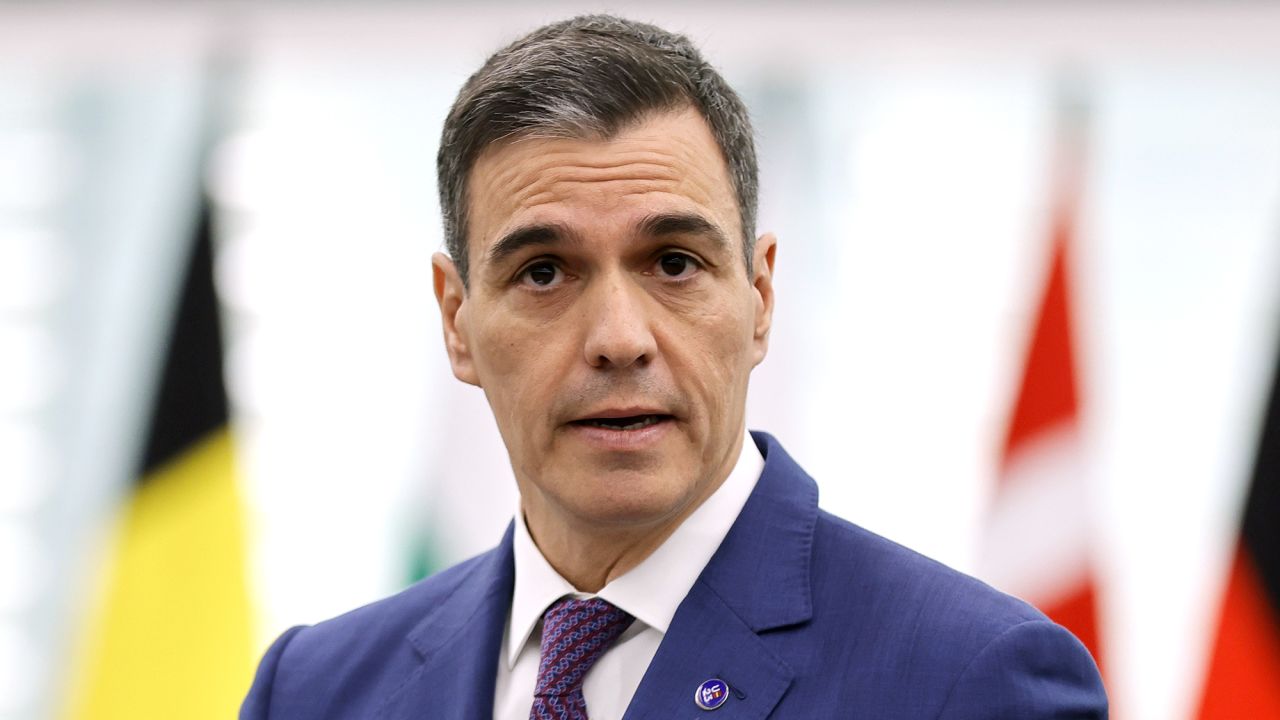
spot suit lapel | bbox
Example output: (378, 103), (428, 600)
(378, 524), (515, 720)
(621, 581), (794, 719)
(624, 432), (818, 719)
(377, 433), (818, 719)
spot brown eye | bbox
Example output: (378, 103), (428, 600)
(524, 262), (560, 286)
(658, 253), (693, 277)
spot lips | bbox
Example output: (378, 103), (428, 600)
(564, 408), (675, 452)
(570, 414), (672, 431)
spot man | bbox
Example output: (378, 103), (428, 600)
(242, 14), (1107, 719)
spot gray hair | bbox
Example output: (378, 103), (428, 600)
(437, 14), (758, 286)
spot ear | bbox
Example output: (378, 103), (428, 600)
(750, 233), (777, 367)
(433, 252), (480, 386)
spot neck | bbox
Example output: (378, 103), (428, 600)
(526, 517), (679, 593)
(522, 434), (744, 593)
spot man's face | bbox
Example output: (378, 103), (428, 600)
(433, 107), (776, 537)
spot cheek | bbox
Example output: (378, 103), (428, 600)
(473, 320), (526, 379)
(666, 294), (757, 412)
(472, 306), (585, 440)
(472, 317), (550, 421)
(476, 291), (577, 373)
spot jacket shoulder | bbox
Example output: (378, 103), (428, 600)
(291, 547), (493, 653)
(241, 548), (501, 719)
(798, 511), (1105, 717)
(812, 509), (1046, 644)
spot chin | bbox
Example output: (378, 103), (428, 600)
(562, 467), (697, 529)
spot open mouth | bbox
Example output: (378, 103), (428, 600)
(570, 414), (672, 431)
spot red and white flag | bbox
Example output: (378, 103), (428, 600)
(978, 102), (1105, 672)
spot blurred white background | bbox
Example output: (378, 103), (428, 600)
(2, 3), (1280, 719)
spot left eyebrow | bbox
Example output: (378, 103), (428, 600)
(485, 222), (582, 267)
(636, 212), (730, 252)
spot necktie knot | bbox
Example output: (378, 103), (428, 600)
(533, 597), (634, 703)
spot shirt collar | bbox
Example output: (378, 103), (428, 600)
(506, 430), (764, 670)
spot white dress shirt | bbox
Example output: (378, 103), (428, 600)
(492, 431), (765, 720)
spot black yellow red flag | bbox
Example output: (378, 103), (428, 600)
(66, 193), (254, 719)
(1197, 321), (1280, 717)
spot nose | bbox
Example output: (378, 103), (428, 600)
(582, 272), (656, 369)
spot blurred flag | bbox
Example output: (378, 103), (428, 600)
(65, 193), (254, 719)
(1195, 329), (1280, 717)
(979, 91), (1106, 672)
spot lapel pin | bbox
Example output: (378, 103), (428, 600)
(694, 678), (730, 710)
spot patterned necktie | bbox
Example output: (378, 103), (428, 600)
(529, 596), (635, 720)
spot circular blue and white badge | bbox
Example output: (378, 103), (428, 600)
(694, 678), (730, 710)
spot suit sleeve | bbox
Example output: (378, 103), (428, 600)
(240, 626), (307, 720)
(937, 620), (1108, 720)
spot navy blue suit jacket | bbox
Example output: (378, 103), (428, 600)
(242, 432), (1107, 718)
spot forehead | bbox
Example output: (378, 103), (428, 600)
(465, 107), (740, 261)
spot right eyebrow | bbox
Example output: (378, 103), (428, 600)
(636, 211), (730, 251)
(485, 223), (581, 267)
